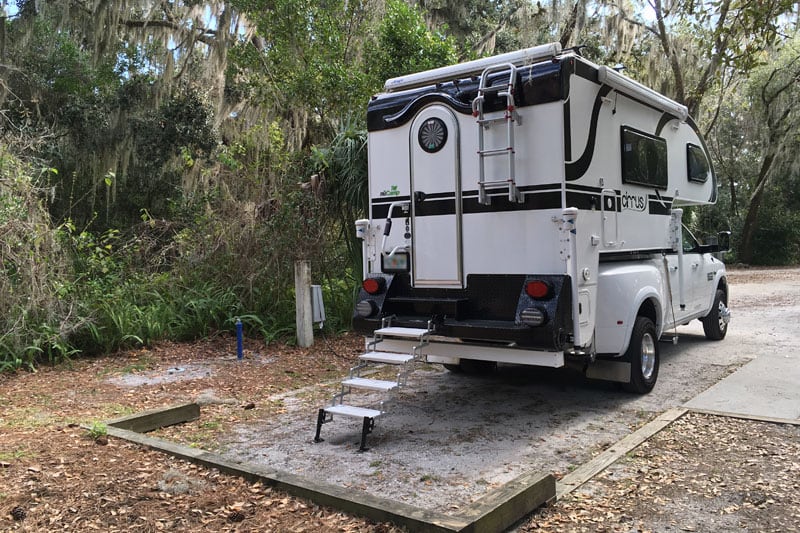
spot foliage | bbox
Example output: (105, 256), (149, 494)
(3, 0), (800, 373)
(0, 151), (77, 371)
(367, 0), (458, 86)
(310, 119), (369, 273)
(86, 421), (108, 441)
(702, 35), (800, 264)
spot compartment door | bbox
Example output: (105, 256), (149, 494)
(410, 106), (463, 287)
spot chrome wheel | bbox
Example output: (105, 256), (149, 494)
(640, 332), (656, 381)
(718, 301), (730, 331)
(623, 316), (659, 394)
(703, 289), (729, 341)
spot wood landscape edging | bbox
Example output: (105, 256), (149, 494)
(103, 402), (554, 533)
(100, 402), (799, 530)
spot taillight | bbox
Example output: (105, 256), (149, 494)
(525, 280), (551, 299)
(362, 277), (386, 295)
(520, 307), (547, 326)
(355, 300), (378, 318)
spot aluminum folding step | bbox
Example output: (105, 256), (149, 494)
(324, 404), (382, 418)
(341, 377), (399, 392)
(315, 405), (381, 451)
(359, 351), (415, 364)
(374, 326), (431, 339)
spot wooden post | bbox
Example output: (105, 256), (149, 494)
(295, 260), (314, 347)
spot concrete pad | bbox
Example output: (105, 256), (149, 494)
(685, 350), (800, 420)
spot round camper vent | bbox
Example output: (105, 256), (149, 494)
(418, 118), (447, 153)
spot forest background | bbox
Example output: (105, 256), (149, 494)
(1, 0), (799, 370)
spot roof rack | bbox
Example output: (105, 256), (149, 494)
(383, 42), (562, 93)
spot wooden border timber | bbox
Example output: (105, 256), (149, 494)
(556, 407), (688, 499)
(687, 408), (800, 426)
(104, 402), (555, 533)
(106, 402), (200, 433)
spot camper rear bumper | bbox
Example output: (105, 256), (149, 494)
(352, 273), (574, 350)
(376, 337), (565, 368)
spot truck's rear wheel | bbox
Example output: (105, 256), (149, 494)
(622, 316), (659, 394)
(701, 289), (729, 340)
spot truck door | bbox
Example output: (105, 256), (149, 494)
(409, 106), (463, 288)
(665, 228), (704, 321)
(681, 227), (712, 314)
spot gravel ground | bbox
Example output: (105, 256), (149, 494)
(216, 267), (800, 514)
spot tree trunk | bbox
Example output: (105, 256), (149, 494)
(559, 1), (580, 49)
(739, 152), (776, 264)
(652, 0), (685, 104)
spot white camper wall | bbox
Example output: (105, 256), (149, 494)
(458, 101), (568, 275)
(461, 102), (566, 191)
(367, 126), (412, 267)
(568, 75), (674, 252)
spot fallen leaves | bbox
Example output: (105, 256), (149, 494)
(523, 412), (800, 532)
(2, 333), (799, 532)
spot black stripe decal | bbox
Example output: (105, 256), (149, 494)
(563, 100), (572, 161)
(648, 193), (673, 215)
(372, 195), (411, 204)
(371, 187), (674, 218)
(381, 93), (473, 129)
(565, 84), (613, 181)
(565, 183), (606, 193)
(574, 59), (599, 82)
(655, 113), (674, 136)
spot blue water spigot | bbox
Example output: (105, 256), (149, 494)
(235, 318), (243, 360)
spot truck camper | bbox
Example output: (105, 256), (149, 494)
(314, 43), (730, 450)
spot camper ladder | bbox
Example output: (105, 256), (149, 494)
(314, 318), (431, 451)
(472, 63), (523, 206)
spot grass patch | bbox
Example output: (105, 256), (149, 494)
(0, 407), (59, 428)
(0, 449), (33, 462)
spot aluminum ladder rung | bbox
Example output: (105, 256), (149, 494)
(477, 116), (511, 126)
(473, 62), (522, 206)
(479, 83), (511, 93)
(478, 148), (514, 157)
(482, 179), (514, 187)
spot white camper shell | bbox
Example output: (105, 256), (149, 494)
(357, 42), (729, 381)
(316, 44), (731, 451)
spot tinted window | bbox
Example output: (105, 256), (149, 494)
(682, 225), (698, 253)
(687, 144), (710, 183)
(621, 127), (668, 189)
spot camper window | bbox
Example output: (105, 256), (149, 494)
(621, 127), (668, 189)
(687, 144), (710, 183)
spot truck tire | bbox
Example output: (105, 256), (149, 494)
(622, 316), (659, 394)
(701, 289), (728, 340)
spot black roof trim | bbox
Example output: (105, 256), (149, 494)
(368, 59), (566, 132)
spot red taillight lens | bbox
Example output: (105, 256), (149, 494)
(362, 277), (385, 295)
(525, 280), (551, 299)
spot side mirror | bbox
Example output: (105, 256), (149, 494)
(717, 231), (731, 252)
